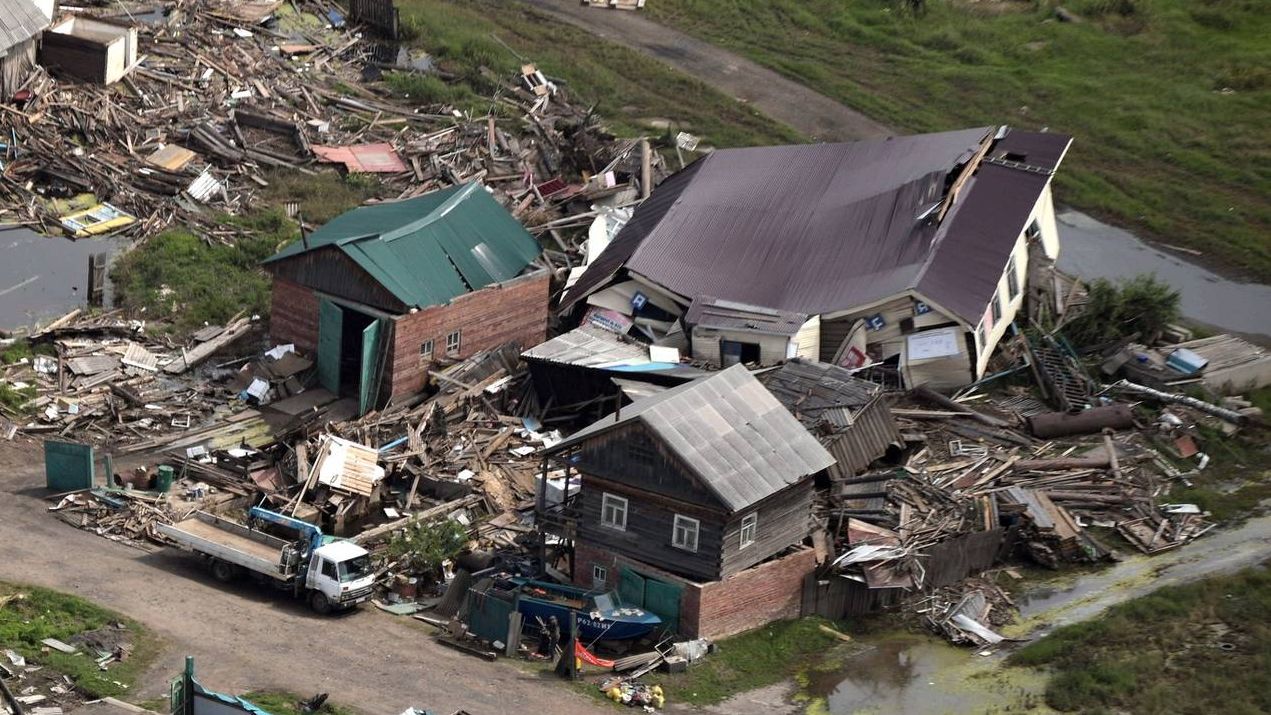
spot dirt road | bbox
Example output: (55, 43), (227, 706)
(0, 439), (605, 715)
(522, 0), (890, 142)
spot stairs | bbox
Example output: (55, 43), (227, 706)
(1028, 335), (1091, 411)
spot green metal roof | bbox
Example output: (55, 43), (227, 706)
(265, 183), (541, 309)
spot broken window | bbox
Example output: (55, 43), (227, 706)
(672, 514), (700, 552)
(992, 294), (1003, 324)
(1006, 255), (1020, 301)
(419, 339), (434, 362)
(445, 329), (461, 356)
(740, 513), (758, 549)
(601, 493), (628, 531)
(976, 321), (987, 352)
(1026, 219), (1042, 240)
(592, 564), (608, 589)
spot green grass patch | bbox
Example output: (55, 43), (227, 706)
(109, 212), (297, 334)
(256, 171), (380, 226)
(1165, 421), (1271, 523)
(395, 0), (801, 148)
(1008, 564), (1271, 713)
(650, 618), (846, 706)
(241, 691), (357, 715)
(0, 382), (36, 413)
(0, 582), (161, 700)
(647, 0), (1271, 280)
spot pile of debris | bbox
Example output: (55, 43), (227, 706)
(0, 309), (259, 449)
(0, 615), (134, 715)
(0, 0), (667, 244)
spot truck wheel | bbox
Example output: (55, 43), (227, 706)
(309, 592), (332, 615)
(210, 560), (238, 583)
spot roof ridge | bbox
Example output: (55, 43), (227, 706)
(381, 182), (479, 242)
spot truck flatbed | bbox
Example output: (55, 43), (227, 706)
(158, 512), (294, 581)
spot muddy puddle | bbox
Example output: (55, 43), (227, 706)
(1056, 210), (1271, 338)
(0, 227), (128, 331)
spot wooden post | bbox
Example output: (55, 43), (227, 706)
(640, 138), (652, 200)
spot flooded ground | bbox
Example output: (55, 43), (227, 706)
(0, 227), (128, 332)
(1056, 210), (1271, 339)
(798, 512), (1271, 714)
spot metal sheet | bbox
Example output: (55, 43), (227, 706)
(317, 299), (343, 394)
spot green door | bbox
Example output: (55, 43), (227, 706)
(618, 567), (646, 608)
(317, 299), (343, 394)
(644, 577), (682, 634)
(358, 319), (383, 415)
(45, 441), (94, 492)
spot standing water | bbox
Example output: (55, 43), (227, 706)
(1056, 210), (1271, 338)
(0, 228), (128, 332)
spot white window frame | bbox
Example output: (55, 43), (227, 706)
(739, 513), (758, 549)
(672, 514), (700, 553)
(1006, 254), (1020, 301)
(600, 493), (628, 531)
(419, 339), (434, 362)
(592, 564), (608, 589)
(445, 329), (461, 356)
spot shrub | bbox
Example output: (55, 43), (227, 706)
(386, 519), (469, 577)
(1063, 274), (1181, 346)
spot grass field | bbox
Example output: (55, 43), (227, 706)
(394, 0), (800, 148)
(0, 582), (160, 700)
(646, 0), (1271, 280)
(1008, 564), (1271, 713)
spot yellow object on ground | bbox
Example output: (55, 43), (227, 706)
(60, 202), (135, 237)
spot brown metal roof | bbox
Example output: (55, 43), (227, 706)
(550, 364), (834, 511)
(684, 296), (808, 337)
(562, 127), (1072, 325)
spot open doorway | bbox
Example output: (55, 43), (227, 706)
(316, 299), (385, 415)
(720, 340), (760, 367)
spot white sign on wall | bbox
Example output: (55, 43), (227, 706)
(906, 327), (961, 361)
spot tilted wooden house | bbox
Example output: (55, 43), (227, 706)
(542, 364), (834, 637)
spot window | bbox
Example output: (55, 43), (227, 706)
(976, 321), (987, 352)
(419, 339), (434, 362)
(445, 330), (461, 356)
(592, 564), (608, 589)
(991, 294), (1003, 324)
(320, 559), (338, 580)
(1006, 255), (1020, 301)
(672, 514), (700, 552)
(600, 493), (628, 531)
(739, 513), (758, 549)
(1025, 219), (1042, 240)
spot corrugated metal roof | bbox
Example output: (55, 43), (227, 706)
(522, 325), (650, 367)
(553, 364), (834, 511)
(685, 296), (808, 336)
(265, 183), (541, 309)
(562, 127), (1072, 325)
(0, 0), (49, 54)
(756, 358), (882, 428)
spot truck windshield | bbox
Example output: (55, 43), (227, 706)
(338, 555), (372, 582)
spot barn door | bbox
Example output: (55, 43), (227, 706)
(644, 578), (682, 634)
(316, 299), (343, 394)
(358, 318), (383, 415)
(618, 567), (645, 608)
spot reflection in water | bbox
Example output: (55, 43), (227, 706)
(0, 228), (127, 331)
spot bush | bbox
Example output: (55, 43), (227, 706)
(386, 519), (469, 577)
(1063, 274), (1180, 346)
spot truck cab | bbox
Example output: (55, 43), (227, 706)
(306, 540), (375, 613)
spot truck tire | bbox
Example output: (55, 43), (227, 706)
(210, 559), (238, 583)
(309, 592), (332, 615)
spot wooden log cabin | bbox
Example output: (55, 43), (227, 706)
(540, 365), (834, 637)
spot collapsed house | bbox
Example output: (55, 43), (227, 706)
(538, 365), (835, 639)
(264, 183), (550, 413)
(0, 0), (53, 96)
(560, 126), (1073, 389)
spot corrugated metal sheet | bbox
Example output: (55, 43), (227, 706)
(265, 183), (540, 309)
(0, 0), (49, 54)
(522, 325), (650, 367)
(562, 127), (1072, 326)
(685, 296), (807, 336)
(552, 364), (834, 511)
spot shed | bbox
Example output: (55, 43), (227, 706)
(756, 359), (903, 480)
(40, 16), (138, 85)
(0, 0), (53, 96)
(684, 296), (817, 367)
(264, 183), (549, 413)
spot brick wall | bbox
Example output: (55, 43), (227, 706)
(386, 270), (550, 399)
(574, 542), (815, 640)
(268, 277), (320, 355)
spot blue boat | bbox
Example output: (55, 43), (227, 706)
(507, 578), (662, 642)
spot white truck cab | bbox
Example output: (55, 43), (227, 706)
(307, 540), (375, 613)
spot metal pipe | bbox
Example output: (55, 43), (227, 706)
(1108, 379), (1245, 424)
